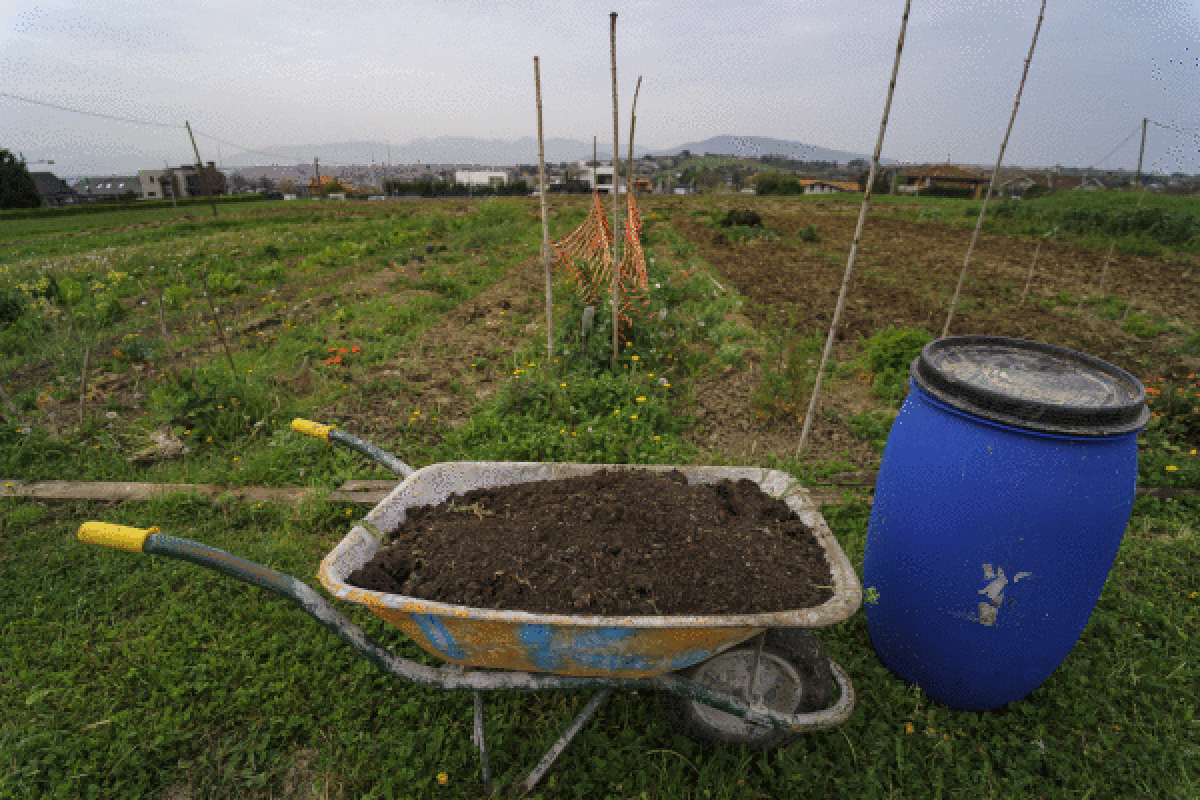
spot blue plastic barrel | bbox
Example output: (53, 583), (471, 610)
(862, 336), (1148, 711)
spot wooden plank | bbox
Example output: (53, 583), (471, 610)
(2, 477), (1191, 510)
(0, 480), (387, 506)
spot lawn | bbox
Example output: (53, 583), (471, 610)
(1, 193), (1197, 799)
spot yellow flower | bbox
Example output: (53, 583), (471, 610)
(905, 722), (914, 735)
(1191, 449), (1197, 456)
(560, 383), (567, 388)
(437, 772), (449, 786)
(653, 436), (660, 441)
(346, 509), (353, 516)
(1165, 465), (1179, 472)
(206, 437), (213, 442)
(636, 397), (646, 403)
(631, 355), (639, 361)
(630, 414), (638, 420)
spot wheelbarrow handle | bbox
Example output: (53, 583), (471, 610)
(291, 418), (414, 479)
(78, 522), (158, 553)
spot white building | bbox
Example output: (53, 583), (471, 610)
(455, 170), (510, 187)
(578, 162), (625, 194)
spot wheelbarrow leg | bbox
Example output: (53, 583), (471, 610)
(511, 689), (612, 796)
(472, 692), (493, 796)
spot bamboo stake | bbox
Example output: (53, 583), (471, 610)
(797, 0), (912, 456)
(609, 11), (620, 368)
(942, 0), (1046, 338)
(78, 347), (90, 426)
(627, 76), (643, 203)
(534, 56), (554, 359)
(1019, 238), (1044, 305)
(1096, 241), (1116, 297)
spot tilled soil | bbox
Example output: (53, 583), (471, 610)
(347, 469), (834, 615)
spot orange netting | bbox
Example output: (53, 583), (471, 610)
(551, 192), (650, 333)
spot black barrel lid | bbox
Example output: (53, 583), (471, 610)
(911, 336), (1150, 436)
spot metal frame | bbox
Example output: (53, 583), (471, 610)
(140, 532), (855, 794)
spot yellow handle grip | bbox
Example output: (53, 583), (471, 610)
(77, 522), (157, 553)
(291, 418), (337, 441)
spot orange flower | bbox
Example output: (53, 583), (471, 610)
(328, 347), (338, 352)
(351, 345), (361, 353)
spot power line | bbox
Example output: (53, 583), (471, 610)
(0, 90), (184, 129)
(1093, 124), (1140, 167)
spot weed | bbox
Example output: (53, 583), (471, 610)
(797, 224), (820, 242)
(845, 410), (895, 451)
(1122, 312), (1168, 339)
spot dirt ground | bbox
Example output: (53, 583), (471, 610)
(659, 198), (1200, 467)
(347, 468), (833, 615)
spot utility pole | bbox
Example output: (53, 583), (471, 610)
(1134, 117), (1148, 189)
(164, 161), (177, 209)
(314, 157), (321, 199)
(185, 121), (218, 217)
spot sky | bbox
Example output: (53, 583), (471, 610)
(1, 0), (1198, 179)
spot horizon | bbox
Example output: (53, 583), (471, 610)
(4, 1), (1198, 178)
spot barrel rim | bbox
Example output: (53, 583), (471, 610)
(911, 335), (1149, 436)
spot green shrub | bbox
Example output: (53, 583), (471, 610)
(797, 224), (819, 242)
(863, 326), (933, 407)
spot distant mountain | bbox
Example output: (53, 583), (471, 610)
(653, 135), (896, 165)
(213, 134), (894, 170)
(217, 137), (654, 168)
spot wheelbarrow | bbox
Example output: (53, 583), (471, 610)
(77, 420), (862, 795)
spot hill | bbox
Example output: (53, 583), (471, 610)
(654, 135), (895, 165)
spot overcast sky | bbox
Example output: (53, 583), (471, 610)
(2, 0), (1198, 178)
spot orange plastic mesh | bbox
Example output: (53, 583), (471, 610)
(551, 192), (650, 334)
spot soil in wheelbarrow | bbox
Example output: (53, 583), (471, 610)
(346, 469), (834, 615)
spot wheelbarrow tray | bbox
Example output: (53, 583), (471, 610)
(320, 461), (861, 678)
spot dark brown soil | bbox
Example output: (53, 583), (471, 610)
(346, 469), (834, 615)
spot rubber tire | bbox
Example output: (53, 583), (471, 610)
(657, 629), (836, 749)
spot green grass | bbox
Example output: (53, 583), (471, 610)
(2, 485), (1195, 798)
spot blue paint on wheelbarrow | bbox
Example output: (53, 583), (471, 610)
(412, 614), (468, 661)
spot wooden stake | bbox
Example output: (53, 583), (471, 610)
(1096, 241), (1116, 297)
(0, 382), (27, 428)
(534, 56), (554, 359)
(609, 11), (620, 368)
(185, 120), (218, 218)
(942, 0), (1046, 338)
(203, 285), (238, 374)
(797, 0), (912, 456)
(1019, 239), (1044, 305)
(78, 347), (90, 426)
(158, 295), (179, 380)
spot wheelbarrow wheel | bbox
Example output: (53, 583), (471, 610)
(657, 629), (835, 749)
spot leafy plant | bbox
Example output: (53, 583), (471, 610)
(863, 326), (933, 407)
(148, 367), (280, 444)
(205, 270), (243, 296)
